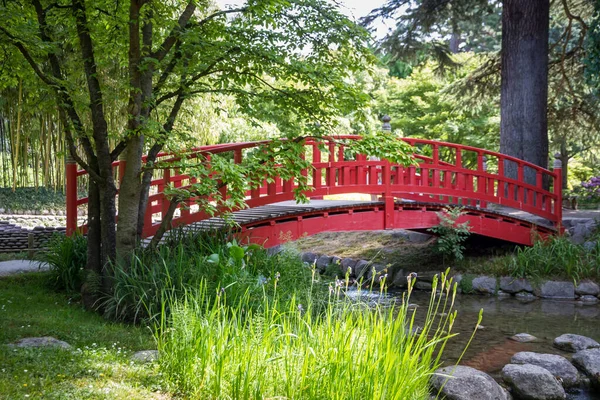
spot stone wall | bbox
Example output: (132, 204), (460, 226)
(0, 222), (65, 254)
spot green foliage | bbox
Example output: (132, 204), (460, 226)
(508, 235), (600, 282)
(41, 233), (87, 294)
(458, 273), (475, 294)
(428, 207), (471, 262)
(584, 2), (600, 96)
(155, 271), (478, 399)
(0, 187), (65, 213)
(102, 229), (326, 323)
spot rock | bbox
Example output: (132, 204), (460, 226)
(353, 260), (370, 279)
(415, 281), (433, 290)
(8, 337), (71, 350)
(575, 281), (600, 296)
(497, 290), (512, 297)
(472, 276), (497, 295)
(570, 220), (597, 244)
(131, 350), (159, 363)
(365, 263), (389, 283)
(391, 230), (432, 243)
(572, 348), (600, 388)
(330, 256), (342, 267)
(515, 292), (538, 302)
(579, 295), (599, 303)
(340, 258), (357, 276)
(391, 269), (407, 288)
(315, 255), (332, 272)
(301, 252), (319, 264)
(554, 334), (600, 353)
(417, 271), (441, 283)
(511, 352), (579, 387)
(536, 281), (575, 299)
(500, 277), (533, 294)
(502, 363), (565, 400)
(583, 241), (597, 252)
(510, 333), (538, 343)
(430, 366), (510, 400)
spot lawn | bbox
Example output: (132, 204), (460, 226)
(0, 273), (166, 399)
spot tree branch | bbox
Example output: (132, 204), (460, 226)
(151, 2), (196, 62)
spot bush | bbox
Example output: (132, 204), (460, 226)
(155, 272), (477, 399)
(428, 207), (471, 262)
(101, 229), (327, 323)
(41, 233), (87, 293)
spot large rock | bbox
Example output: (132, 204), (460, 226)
(390, 269), (407, 288)
(500, 277), (533, 294)
(509, 333), (538, 343)
(554, 334), (600, 353)
(535, 281), (575, 299)
(430, 366), (510, 400)
(300, 252), (319, 264)
(501, 364), (565, 400)
(570, 220), (597, 244)
(340, 258), (358, 276)
(353, 260), (370, 279)
(8, 336), (71, 350)
(315, 255), (332, 272)
(511, 352), (579, 387)
(131, 350), (159, 363)
(472, 276), (497, 295)
(572, 348), (600, 387)
(575, 281), (600, 296)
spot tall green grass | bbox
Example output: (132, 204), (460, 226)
(41, 233), (87, 293)
(508, 235), (600, 281)
(155, 271), (478, 400)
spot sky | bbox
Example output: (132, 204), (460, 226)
(215, 0), (392, 38)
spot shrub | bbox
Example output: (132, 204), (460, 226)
(155, 271), (478, 399)
(41, 233), (87, 293)
(428, 207), (471, 263)
(101, 229), (326, 323)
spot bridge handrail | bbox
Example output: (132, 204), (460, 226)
(66, 136), (562, 237)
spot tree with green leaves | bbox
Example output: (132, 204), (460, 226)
(0, 0), (398, 308)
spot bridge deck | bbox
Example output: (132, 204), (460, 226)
(149, 200), (559, 247)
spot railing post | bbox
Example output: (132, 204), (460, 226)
(553, 153), (563, 227)
(382, 115), (394, 227)
(162, 168), (171, 219)
(65, 150), (78, 236)
(118, 152), (127, 185)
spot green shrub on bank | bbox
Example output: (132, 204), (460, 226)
(41, 233), (87, 293)
(508, 235), (600, 281)
(0, 187), (66, 213)
(156, 272), (476, 399)
(102, 229), (326, 322)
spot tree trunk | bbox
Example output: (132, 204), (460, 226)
(82, 178), (102, 309)
(559, 141), (569, 190)
(449, 32), (460, 54)
(499, 0), (550, 185)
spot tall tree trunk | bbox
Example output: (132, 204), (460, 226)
(500, 0), (550, 186)
(82, 178), (102, 309)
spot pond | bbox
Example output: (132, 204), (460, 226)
(402, 291), (600, 400)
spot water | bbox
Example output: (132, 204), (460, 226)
(398, 291), (600, 400)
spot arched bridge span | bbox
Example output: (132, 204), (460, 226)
(66, 137), (563, 246)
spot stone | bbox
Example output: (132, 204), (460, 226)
(417, 271), (441, 283)
(536, 281), (575, 299)
(131, 350), (159, 363)
(575, 281), (600, 296)
(353, 260), (370, 279)
(301, 252), (319, 264)
(570, 220), (597, 244)
(501, 363), (565, 400)
(391, 269), (407, 288)
(499, 277), (533, 294)
(579, 295), (599, 303)
(315, 255), (332, 272)
(415, 281), (433, 290)
(511, 352), (579, 387)
(340, 258), (357, 276)
(554, 334), (600, 353)
(515, 292), (538, 301)
(509, 333), (538, 343)
(583, 241), (597, 252)
(572, 348), (600, 387)
(430, 366), (510, 400)
(330, 256), (342, 267)
(9, 337), (71, 350)
(497, 290), (512, 298)
(365, 263), (389, 282)
(472, 276), (497, 295)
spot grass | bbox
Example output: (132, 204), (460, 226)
(0, 273), (165, 399)
(0, 187), (66, 213)
(0, 252), (28, 262)
(156, 272), (476, 400)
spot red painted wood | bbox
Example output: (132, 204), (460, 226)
(67, 136), (563, 245)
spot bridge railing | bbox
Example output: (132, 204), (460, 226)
(66, 136), (562, 237)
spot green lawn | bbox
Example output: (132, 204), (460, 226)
(0, 273), (167, 399)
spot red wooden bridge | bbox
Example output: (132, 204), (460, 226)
(65, 136), (563, 247)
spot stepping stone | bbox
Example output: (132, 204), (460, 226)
(8, 336), (71, 349)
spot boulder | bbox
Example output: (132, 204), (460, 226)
(353, 260), (370, 279)
(430, 366), (510, 400)
(472, 276), (497, 295)
(315, 255), (332, 272)
(340, 258), (358, 276)
(509, 333), (538, 343)
(579, 295), (599, 303)
(536, 281), (575, 299)
(9, 336), (71, 350)
(515, 292), (538, 301)
(131, 350), (159, 363)
(570, 220), (597, 244)
(502, 363), (565, 400)
(390, 269), (407, 288)
(415, 281), (433, 291)
(554, 334), (600, 353)
(575, 281), (600, 296)
(301, 252), (319, 264)
(572, 348), (600, 387)
(511, 352), (579, 387)
(500, 277), (533, 294)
